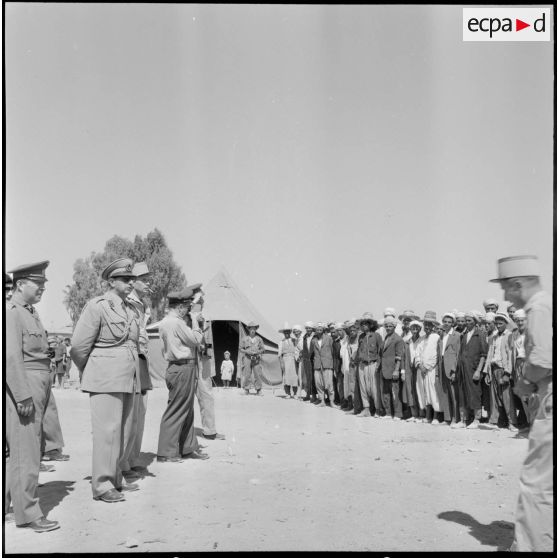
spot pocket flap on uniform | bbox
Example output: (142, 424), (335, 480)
(90, 347), (117, 358)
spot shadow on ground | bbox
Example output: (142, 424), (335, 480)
(438, 510), (514, 550)
(38, 481), (75, 516)
(138, 451), (157, 469)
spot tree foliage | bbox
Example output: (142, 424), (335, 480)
(64, 229), (186, 325)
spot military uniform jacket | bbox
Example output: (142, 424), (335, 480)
(127, 290), (153, 391)
(71, 291), (141, 394)
(6, 295), (51, 403)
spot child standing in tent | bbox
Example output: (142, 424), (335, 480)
(220, 351), (234, 388)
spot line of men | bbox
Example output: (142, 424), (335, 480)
(278, 254), (552, 552)
(280, 305), (529, 431)
(4, 258), (222, 533)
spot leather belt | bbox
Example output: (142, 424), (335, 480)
(169, 359), (196, 365)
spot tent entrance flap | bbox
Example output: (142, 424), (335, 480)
(210, 320), (240, 386)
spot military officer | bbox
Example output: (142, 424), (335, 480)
(123, 261), (154, 478)
(5, 260), (60, 532)
(71, 258), (141, 503)
(157, 287), (208, 461)
(190, 283), (225, 442)
(490, 255), (553, 551)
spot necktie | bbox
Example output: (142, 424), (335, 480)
(24, 304), (35, 315)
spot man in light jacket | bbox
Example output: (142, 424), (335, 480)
(490, 255), (552, 552)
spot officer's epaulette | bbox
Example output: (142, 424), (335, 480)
(92, 295), (117, 310)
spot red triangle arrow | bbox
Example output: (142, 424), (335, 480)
(516, 19), (530, 31)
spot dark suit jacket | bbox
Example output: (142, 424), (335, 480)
(311, 333), (334, 370)
(332, 338), (342, 374)
(379, 333), (404, 379)
(302, 334), (314, 363)
(438, 331), (461, 378)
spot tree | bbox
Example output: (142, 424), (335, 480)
(64, 229), (186, 325)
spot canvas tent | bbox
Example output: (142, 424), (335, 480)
(146, 267), (282, 387)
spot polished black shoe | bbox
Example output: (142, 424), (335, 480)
(157, 456), (184, 463)
(183, 450), (209, 460)
(94, 488), (125, 503)
(202, 433), (225, 440)
(42, 450), (70, 462)
(117, 483), (139, 492)
(18, 516), (60, 532)
(39, 463), (55, 473)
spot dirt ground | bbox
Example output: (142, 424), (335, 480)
(5, 384), (527, 553)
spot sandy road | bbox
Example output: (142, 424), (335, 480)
(5, 385), (526, 553)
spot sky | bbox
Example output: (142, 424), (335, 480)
(4, 4), (554, 333)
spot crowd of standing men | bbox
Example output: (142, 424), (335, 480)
(5, 257), (223, 533)
(279, 304), (529, 431)
(276, 254), (552, 552)
(4, 254), (552, 551)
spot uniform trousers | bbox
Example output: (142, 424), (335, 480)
(423, 368), (441, 412)
(157, 362), (199, 458)
(488, 365), (517, 426)
(5, 370), (50, 525)
(358, 362), (381, 411)
(196, 374), (216, 436)
(511, 380), (553, 551)
(129, 392), (148, 468)
(381, 376), (403, 418)
(314, 367), (334, 401)
(242, 361), (263, 391)
(89, 391), (135, 498)
(127, 354), (150, 468)
(41, 388), (65, 454)
(439, 365), (460, 422)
